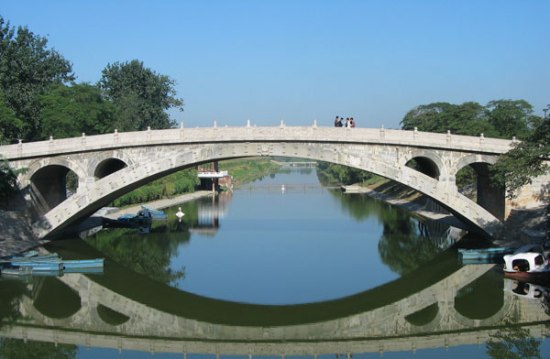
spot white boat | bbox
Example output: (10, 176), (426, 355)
(503, 244), (550, 282)
(503, 278), (550, 300)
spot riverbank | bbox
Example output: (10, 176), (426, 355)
(343, 181), (548, 247)
(0, 190), (213, 258)
(343, 183), (470, 230)
(102, 190), (212, 219)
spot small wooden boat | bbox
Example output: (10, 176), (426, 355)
(503, 244), (550, 282)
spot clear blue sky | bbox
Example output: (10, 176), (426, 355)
(2, 0), (549, 129)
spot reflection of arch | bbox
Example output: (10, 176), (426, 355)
(454, 268), (503, 319)
(33, 277), (81, 319)
(97, 304), (130, 326)
(405, 303), (439, 326)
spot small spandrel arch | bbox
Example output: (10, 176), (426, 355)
(405, 156), (441, 180)
(94, 158), (128, 179)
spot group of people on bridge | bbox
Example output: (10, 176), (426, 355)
(334, 116), (356, 128)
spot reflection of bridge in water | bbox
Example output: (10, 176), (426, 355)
(2, 248), (550, 356)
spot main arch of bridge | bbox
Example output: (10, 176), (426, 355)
(3, 126), (515, 238)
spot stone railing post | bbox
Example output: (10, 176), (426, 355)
(48, 136), (54, 153)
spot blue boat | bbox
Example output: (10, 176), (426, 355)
(117, 206), (166, 226)
(1, 251), (104, 277)
(15, 258), (103, 270)
(458, 247), (516, 264)
(1, 266), (62, 277)
(60, 259), (104, 269)
(3, 254), (60, 263)
(10, 261), (64, 271)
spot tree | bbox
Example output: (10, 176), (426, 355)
(400, 102), (496, 136)
(485, 99), (539, 140)
(0, 89), (24, 144)
(492, 116), (550, 198)
(98, 60), (183, 131)
(486, 325), (541, 359)
(38, 83), (115, 139)
(0, 157), (25, 202)
(0, 16), (74, 141)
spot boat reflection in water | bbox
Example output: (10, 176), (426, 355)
(504, 278), (550, 312)
(1, 240), (549, 358)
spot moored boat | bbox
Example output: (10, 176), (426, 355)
(8, 261), (64, 271)
(503, 244), (550, 282)
(0, 266), (62, 277)
(458, 246), (516, 264)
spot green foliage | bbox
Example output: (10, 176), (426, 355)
(0, 157), (24, 201)
(486, 325), (541, 359)
(111, 169), (199, 207)
(0, 16), (74, 141)
(401, 101), (495, 136)
(377, 215), (441, 274)
(98, 59), (183, 131)
(87, 228), (187, 284)
(317, 161), (375, 185)
(492, 117), (550, 198)
(0, 338), (76, 359)
(38, 83), (115, 139)
(0, 89), (24, 144)
(0, 280), (27, 328)
(400, 99), (540, 139)
(485, 100), (539, 140)
(219, 158), (280, 185)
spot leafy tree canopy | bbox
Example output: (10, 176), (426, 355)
(0, 89), (23, 144)
(485, 99), (539, 140)
(98, 60), (183, 131)
(492, 116), (550, 198)
(0, 16), (74, 141)
(400, 99), (540, 140)
(38, 83), (115, 139)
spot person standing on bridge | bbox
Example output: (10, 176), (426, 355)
(349, 117), (356, 128)
(334, 116), (343, 127)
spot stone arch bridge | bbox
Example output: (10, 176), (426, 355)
(0, 124), (541, 239)
(2, 255), (549, 356)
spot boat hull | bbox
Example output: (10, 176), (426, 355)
(504, 270), (550, 284)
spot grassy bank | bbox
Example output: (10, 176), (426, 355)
(219, 158), (280, 186)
